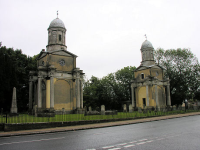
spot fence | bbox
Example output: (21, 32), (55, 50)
(1, 107), (200, 124)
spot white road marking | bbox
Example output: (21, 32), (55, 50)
(117, 143), (127, 146)
(124, 144), (135, 148)
(0, 137), (65, 146)
(129, 141), (137, 143)
(108, 148), (121, 150)
(146, 140), (153, 143)
(102, 146), (115, 149)
(136, 142), (146, 145)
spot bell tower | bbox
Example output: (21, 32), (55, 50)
(140, 37), (155, 66)
(46, 13), (67, 52)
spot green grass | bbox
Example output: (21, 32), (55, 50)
(0, 109), (199, 124)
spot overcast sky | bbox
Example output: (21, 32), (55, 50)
(1, 0), (200, 79)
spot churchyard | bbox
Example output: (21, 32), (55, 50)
(1, 106), (199, 124)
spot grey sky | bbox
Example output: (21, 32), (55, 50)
(0, 0), (200, 79)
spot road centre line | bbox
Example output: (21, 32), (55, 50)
(124, 144), (135, 148)
(0, 137), (65, 146)
(146, 140), (153, 143)
(129, 141), (137, 143)
(117, 143), (127, 146)
(108, 148), (121, 150)
(102, 146), (115, 149)
(136, 142), (146, 145)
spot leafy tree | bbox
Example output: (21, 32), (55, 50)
(154, 48), (200, 105)
(83, 66), (136, 110)
(0, 46), (38, 112)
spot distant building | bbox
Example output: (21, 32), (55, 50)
(29, 16), (84, 114)
(131, 40), (171, 109)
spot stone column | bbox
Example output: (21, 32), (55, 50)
(155, 85), (159, 108)
(34, 83), (37, 105)
(80, 79), (83, 109)
(167, 85), (171, 106)
(46, 79), (50, 108)
(76, 72), (81, 109)
(29, 81), (33, 110)
(37, 77), (42, 108)
(131, 85), (135, 107)
(146, 85), (149, 106)
(50, 76), (54, 109)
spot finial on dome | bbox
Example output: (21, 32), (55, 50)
(57, 10), (58, 18)
(144, 34), (147, 40)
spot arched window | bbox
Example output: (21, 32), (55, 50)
(59, 35), (61, 41)
(141, 73), (144, 79)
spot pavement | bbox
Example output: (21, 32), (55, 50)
(0, 112), (200, 137)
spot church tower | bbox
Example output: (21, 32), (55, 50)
(131, 39), (171, 110)
(29, 15), (84, 115)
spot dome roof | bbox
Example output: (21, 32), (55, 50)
(49, 18), (65, 29)
(141, 40), (154, 49)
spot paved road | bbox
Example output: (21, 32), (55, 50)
(0, 115), (200, 150)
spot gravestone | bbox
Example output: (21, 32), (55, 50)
(138, 107), (142, 113)
(84, 106), (87, 115)
(173, 105), (176, 111)
(101, 105), (105, 115)
(123, 104), (127, 112)
(129, 104), (133, 113)
(10, 87), (18, 114)
(62, 108), (65, 114)
(89, 106), (92, 111)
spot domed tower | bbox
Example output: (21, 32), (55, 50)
(140, 40), (155, 66)
(29, 15), (85, 115)
(131, 38), (171, 111)
(46, 17), (67, 52)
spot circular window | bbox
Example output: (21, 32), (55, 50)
(59, 59), (65, 66)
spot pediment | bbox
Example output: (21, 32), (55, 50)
(51, 50), (77, 57)
(37, 50), (77, 60)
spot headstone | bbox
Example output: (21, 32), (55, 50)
(89, 106), (92, 111)
(197, 101), (200, 106)
(138, 107), (142, 113)
(10, 87), (18, 114)
(84, 106), (87, 115)
(101, 105), (105, 115)
(129, 104), (133, 113)
(123, 104), (127, 112)
(62, 108), (65, 114)
(173, 105), (176, 110)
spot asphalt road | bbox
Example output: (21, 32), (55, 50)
(0, 115), (200, 150)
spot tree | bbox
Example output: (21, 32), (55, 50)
(83, 66), (136, 110)
(154, 48), (200, 105)
(0, 46), (38, 112)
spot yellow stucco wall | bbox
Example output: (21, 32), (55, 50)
(50, 55), (74, 71)
(134, 69), (150, 80)
(136, 85), (158, 108)
(54, 80), (71, 111)
(38, 54), (75, 72)
(150, 68), (163, 80)
(137, 86), (146, 108)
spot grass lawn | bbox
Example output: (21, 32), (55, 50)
(0, 109), (199, 124)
